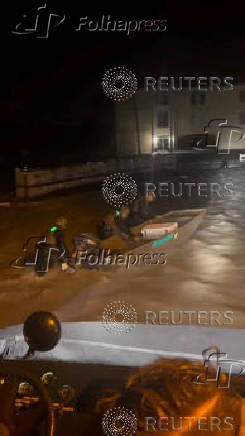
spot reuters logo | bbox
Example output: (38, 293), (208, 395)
(102, 301), (137, 335)
(102, 406), (137, 436)
(102, 172), (137, 209)
(102, 67), (137, 102)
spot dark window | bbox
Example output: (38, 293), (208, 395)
(191, 93), (197, 105)
(191, 92), (206, 105)
(239, 111), (245, 124)
(157, 110), (169, 127)
(158, 93), (169, 105)
(200, 93), (205, 105)
(240, 91), (245, 102)
(191, 113), (198, 127)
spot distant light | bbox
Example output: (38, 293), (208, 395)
(153, 136), (158, 146)
(50, 226), (57, 232)
(115, 210), (120, 216)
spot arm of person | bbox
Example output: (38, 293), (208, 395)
(55, 230), (66, 251)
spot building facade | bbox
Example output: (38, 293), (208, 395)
(115, 84), (245, 155)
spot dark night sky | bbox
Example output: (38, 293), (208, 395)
(1, 0), (245, 164)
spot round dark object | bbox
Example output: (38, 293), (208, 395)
(23, 311), (61, 352)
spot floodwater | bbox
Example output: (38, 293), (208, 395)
(0, 166), (245, 329)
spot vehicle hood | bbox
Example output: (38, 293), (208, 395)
(0, 322), (244, 367)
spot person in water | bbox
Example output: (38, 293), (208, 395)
(97, 206), (135, 243)
(127, 192), (156, 226)
(45, 216), (75, 273)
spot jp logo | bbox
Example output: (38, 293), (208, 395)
(12, 3), (65, 38)
(23, 237), (63, 273)
(192, 347), (245, 388)
(196, 118), (245, 155)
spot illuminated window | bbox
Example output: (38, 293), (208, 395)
(154, 136), (169, 151)
(158, 136), (169, 150)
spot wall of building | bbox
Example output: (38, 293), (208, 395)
(115, 98), (138, 154)
(115, 84), (245, 153)
(115, 91), (156, 154)
(15, 155), (176, 200)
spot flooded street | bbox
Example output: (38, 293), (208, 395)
(1, 166), (245, 329)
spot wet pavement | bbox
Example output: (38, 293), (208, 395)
(0, 166), (245, 329)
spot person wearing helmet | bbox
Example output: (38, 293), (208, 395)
(114, 206), (134, 241)
(97, 207), (135, 245)
(128, 192), (156, 226)
(46, 216), (75, 273)
(97, 212), (115, 240)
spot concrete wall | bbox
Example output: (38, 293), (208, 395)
(15, 155), (176, 200)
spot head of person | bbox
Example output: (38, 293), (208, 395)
(120, 206), (130, 220)
(145, 192), (155, 203)
(95, 358), (243, 435)
(55, 216), (68, 230)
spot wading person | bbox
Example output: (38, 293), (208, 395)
(128, 192), (156, 226)
(97, 207), (135, 246)
(45, 216), (75, 273)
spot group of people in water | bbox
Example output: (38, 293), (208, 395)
(45, 193), (156, 273)
(97, 192), (155, 242)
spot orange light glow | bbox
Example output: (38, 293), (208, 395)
(170, 394), (219, 436)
